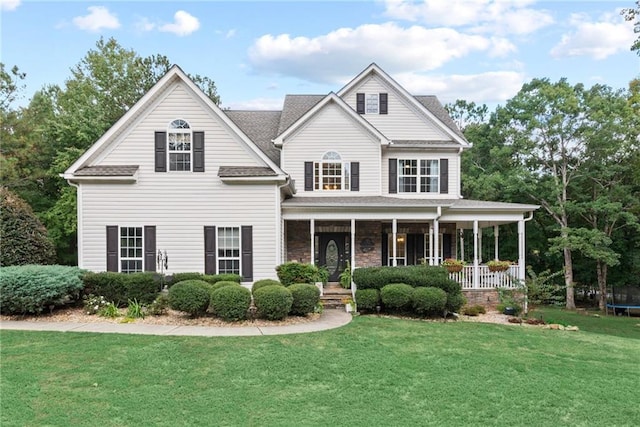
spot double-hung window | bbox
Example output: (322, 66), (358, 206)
(398, 159), (440, 193)
(120, 227), (143, 273)
(315, 151), (350, 191)
(168, 119), (192, 171)
(218, 227), (240, 274)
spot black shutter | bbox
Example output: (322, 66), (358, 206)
(241, 226), (253, 282)
(304, 161), (314, 191)
(144, 226), (156, 272)
(379, 93), (388, 114)
(155, 132), (167, 172)
(351, 161), (359, 191)
(106, 226), (118, 272)
(356, 93), (365, 114)
(443, 234), (452, 259)
(193, 131), (205, 172)
(440, 159), (449, 194)
(204, 226), (216, 275)
(389, 158), (397, 194)
(381, 233), (388, 266)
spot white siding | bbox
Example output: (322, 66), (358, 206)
(79, 81), (280, 281)
(342, 76), (449, 141)
(281, 102), (382, 196)
(381, 149), (460, 199)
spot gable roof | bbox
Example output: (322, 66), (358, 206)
(225, 110), (282, 165)
(414, 96), (467, 142)
(277, 95), (325, 135)
(337, 63), (470, 147)
(272, 92), (389, 147)
(63, 65), (286, 180)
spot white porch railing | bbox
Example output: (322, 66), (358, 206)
(449, 265), (521, 289)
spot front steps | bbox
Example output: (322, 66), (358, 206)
(320, 283), (352, 309)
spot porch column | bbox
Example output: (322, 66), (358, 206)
(310, 219), (315, 265)
(433, 219), (440, 265)
(350, 219), (356, 270)
(392, 219), (398, 267)
(473, 220), (479, 289)
(459, 228), (465, 261)
(494, 225), (499, 260)
(478, 227), (483, 263)
(428, 225), (434, 265)
(518, 220), (525, 282)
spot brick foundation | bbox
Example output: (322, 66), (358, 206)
(462, 290), (500, 310)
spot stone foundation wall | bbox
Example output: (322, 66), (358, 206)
(462, 290), (500, 310)
(354, 222), (382, 267)
(286, 221), (311, 263)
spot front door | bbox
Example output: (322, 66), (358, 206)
(317, 233), (349, 282)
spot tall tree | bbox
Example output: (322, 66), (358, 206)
(621, 0), (640, 55)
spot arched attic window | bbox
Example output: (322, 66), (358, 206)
(315, 151), (350, 190)
(168, 119), (192, 171)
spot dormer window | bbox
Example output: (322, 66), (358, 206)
(315, 151), (350, 191)
(357, 93), (388, 115)
(168, 119), (192, 171)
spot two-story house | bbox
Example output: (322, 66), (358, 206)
(63, 63), (538, 298)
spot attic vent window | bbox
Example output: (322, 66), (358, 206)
(168, 119), (192, 171)
(357, 93), (387, 114)
(366, 94), (379, 114)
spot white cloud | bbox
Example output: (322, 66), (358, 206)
(0, 0), (21, 11)
(72, 6), (120, 32)
(249, 22), (513, 83)
(383, 0), (553, 35)
(395, 71), (525, 104)
(135, 17), (156, 32)
(550, 12), (635, 60)
(225, 29), (236, 39)
(225, 97), (284, 110)
(159, 10), (200, 36)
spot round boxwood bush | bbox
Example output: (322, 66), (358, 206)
(380, 283), (413, 312)
(411, 286), (447, 316)
(210, 280), (240, 292)
(210, 285), (251, 321)
(446, 292), (466, 313)
(168, 280), (211, 316)
(355, 288), (380, 312)
(288, 283), (320, 316)
(252, 279), (283, 293)
(253, 285), (293, 320)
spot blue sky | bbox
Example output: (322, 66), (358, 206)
(1, 0), (638, 110)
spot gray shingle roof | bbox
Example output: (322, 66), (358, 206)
(224, 110), (282, 166)
(414, 96), (468, 142)
(277, 95), (325, 135)
(391, 140), (461, 147)
(74, 165), (139, 176)
(218, 166), (277, 177)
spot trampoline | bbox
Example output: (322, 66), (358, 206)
(606, 286), (640, 317)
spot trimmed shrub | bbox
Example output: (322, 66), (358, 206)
(203, 274), (242, 284)
(210, 285), (251, 321)
(210, 281), (240, 292)
(462, 304), (486, 316)
(82, 272), (159, 306)
(380, 283), (414, 311)
(253, 285), (293, 320)
(446, 292), (466, 313)
(252, 279), (283, 293)
(276, 262), (321, 286)
(288, 283), (320, 316)
(352, 265), (454, 291)
(168, 280), (211, 316)
(0, 188), (55, 266)
(0, 265), (84, 314)
(147, 294), (170, 316)
(168, 273), (204, 286)
(411, 287), (447, 316)
(355, 288), (380, 312)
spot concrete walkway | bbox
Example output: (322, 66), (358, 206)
(0, 309), (352, 337)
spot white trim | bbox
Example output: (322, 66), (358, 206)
(220, 175), (288, 184)
(273, 92), (389, 146)
(119, 226), (145, 273)
(167, 118), (193, 172)
(337, 63), (470, 147)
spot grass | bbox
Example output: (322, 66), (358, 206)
(2, 316), (639, 426)
(527, 306), (640, 339)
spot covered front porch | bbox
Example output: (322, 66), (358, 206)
(281, 197), (538, 290)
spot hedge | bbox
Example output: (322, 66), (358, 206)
(352, 265), (461, 294)
(446, 292), (466, 313)
(168, 280), (211, 316)
(380, 283), (414, 311)
(210, 281), (240, 292)
(168, 273), (242, 287)
(0, 265), (84, 314)
(253, 285), (293, 320)
(82, 272), (159, 306)
(355, 288), (380, 312)
(276, 262), (322, 286)
(288, 283), (320, 316)
(411, 287), (447, 316)
(252, 279), (283, 293)
(210, 285), (251, 321)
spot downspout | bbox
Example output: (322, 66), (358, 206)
(67, 179), (82, 269)
(521, 211), (534, 315)
(275, 175), (292, 269)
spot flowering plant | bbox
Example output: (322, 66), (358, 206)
(442, 258), (465, 272)
(83, 294), (108, 315)
(487, 260), (511, 272)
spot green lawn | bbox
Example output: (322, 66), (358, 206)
(2, 316), (639, 426)
(527, 306), (640, 339)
